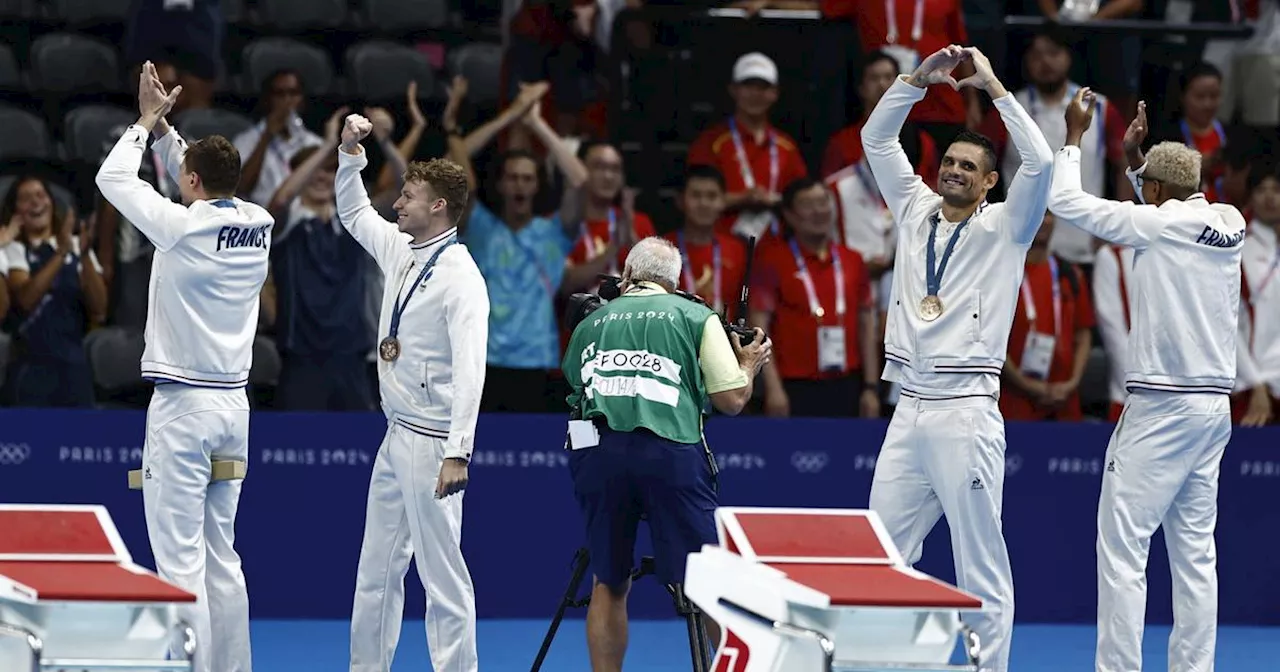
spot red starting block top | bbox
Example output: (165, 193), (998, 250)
(764, 563), (982, 609)
(0, 505), (130, 562)
(717, 507), (901, 565)
(0, 561), (196, 603)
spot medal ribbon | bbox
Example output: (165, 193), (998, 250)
(789, 239), (846, 320)
(729, 117), (781, 237)
(1021, 256), (1063, 338)
(925, 210), (974, 300)
(209, 199), (236, 208)
(389, 236), (457, 341)
(885, 0), (925, 43)
(678, 231), (723, 311)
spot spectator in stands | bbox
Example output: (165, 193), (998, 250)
(1217, 126), (1277, 216)
(981, 27), (1131, 269)
(460, 90), (589, 413)
(1233, 160), (1280, 426)
(233, 69), (324, 206)
(662, 166), (748, 314)
(1158, 62), (1228, 202)
(1091, 239), (1136, 423)
(123, 0), (222, 111)
(1201, 0), (1279, 129)
(819, 0), (984, 149)
(823, 51), (939, 182)
(369, 82), (432, 205)
(826, 51), (938, 283)
(688, 53), (808, 244)
(561, 140), (657, 295)
(999, 212), (1095, 422)
(1034, 0), (1144, 118)
(266, 108), (388, 412)
(1, 178), (107, 407)
(502, 0), (619, 148)
(750, 178), (879, 418)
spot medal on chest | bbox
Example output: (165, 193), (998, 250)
(920, 211), (973, 322)
(381, 237), (457, 363)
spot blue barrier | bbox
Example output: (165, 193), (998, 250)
(0, 410), (1277, 625)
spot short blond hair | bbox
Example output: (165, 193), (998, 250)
(404, 159), (469, 225)
(1144, 141), (1202, 192)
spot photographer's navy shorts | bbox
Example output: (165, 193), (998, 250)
(567, 423), (718, 588)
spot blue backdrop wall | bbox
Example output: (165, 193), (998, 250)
(1, 410), (1277, 625)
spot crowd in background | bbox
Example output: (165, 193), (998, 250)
(1, 0), (1279, 424)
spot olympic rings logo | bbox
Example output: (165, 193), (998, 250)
(0, 443), (32, 465)
(790, 451), (829, 473)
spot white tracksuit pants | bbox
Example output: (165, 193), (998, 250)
(141, 384), (252, 672)
(868, 394), (1014, 672)
(1096, 390), (1231, 672)
(350, 423), (478, 672)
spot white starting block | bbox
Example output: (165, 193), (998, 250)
(0, 504), (198, 671)
(685, 507), (985, 672)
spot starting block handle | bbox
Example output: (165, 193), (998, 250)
(127, 460), (247, 491)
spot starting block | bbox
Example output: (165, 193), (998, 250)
(0, 504), (197, 671)
(685, 507), (984, 672)
(128, 459), (246, 490)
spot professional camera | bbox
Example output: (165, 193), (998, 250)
(561, 237), (763, 347)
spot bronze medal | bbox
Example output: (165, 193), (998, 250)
(919, 295), (943, 322)
(379, 336), (401, 362)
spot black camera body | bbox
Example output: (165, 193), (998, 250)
(563, 237), (762, 347)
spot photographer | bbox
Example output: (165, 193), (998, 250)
(561, 237), (771, 672)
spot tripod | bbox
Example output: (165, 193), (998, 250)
(530, 547), (714, 672)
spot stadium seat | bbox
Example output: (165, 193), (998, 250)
(0, 0), (35, 19)
(344, 40), (434, 103)
(64, 105), (137, 166)
(365, 0), (449, 32)
(447, 42), (503, 106)
(84, 327), (145, 407)
(0, 106), (52, 160)
(241, 37), (335, 96)
(29, 33), (121, 94)
(0, 44), (19, 90)
(51, 0), (131, 23)
(257, 0), (348, 31)
(250, 335), (281, 388)
(174, 108), (255, 143)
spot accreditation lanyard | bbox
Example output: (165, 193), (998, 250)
(855, 159), (885, 210)
(678, 231), (723, 310)
(1251, 248), (1280, 305)
(886, 0), (925, 44)
(1181, 119), (1227, 195)
(388, 237), (457, 341)
(789, 239), (845, 320)
(578, 208), (619, 275)
(1021, 257), (1063, 338)
(729, 118), (781, 237)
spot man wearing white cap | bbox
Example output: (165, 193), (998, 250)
(688, 52), (808, 245)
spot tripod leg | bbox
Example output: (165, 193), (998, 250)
(531, 548), (592, 672)
(671, 584), (710, 672)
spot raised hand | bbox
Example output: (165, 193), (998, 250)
(1123, 101), (1148, 152)
(443, 75), (468, 131)
(138, 60), (182, 120)
(365, 107), (394, 141)
(406, 80), (426, 129)
(907, 45), (969, 89)
(341, 114), (374, 153)
(1065, 86), (1097, 138)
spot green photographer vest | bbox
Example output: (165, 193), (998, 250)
(563, 288), (716, 445)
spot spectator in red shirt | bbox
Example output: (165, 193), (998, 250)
(822, 50), (939, 182)
(662, 165), (748, 315)
(561, 140), (657, 294)
(750, 178), (880, 418)
(687, 52), (808, 245)
(1000, 212), (1096, 421)
(1158, 62), (1228, 202)
(821, 0), (984, 150)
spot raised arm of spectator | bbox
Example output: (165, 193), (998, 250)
(460, 81), (549, 158)
(374, 82), (429, 194)
(520, 100), (589, 232)
(267, 107), (348, 231)
(77, 215), (108, 326)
